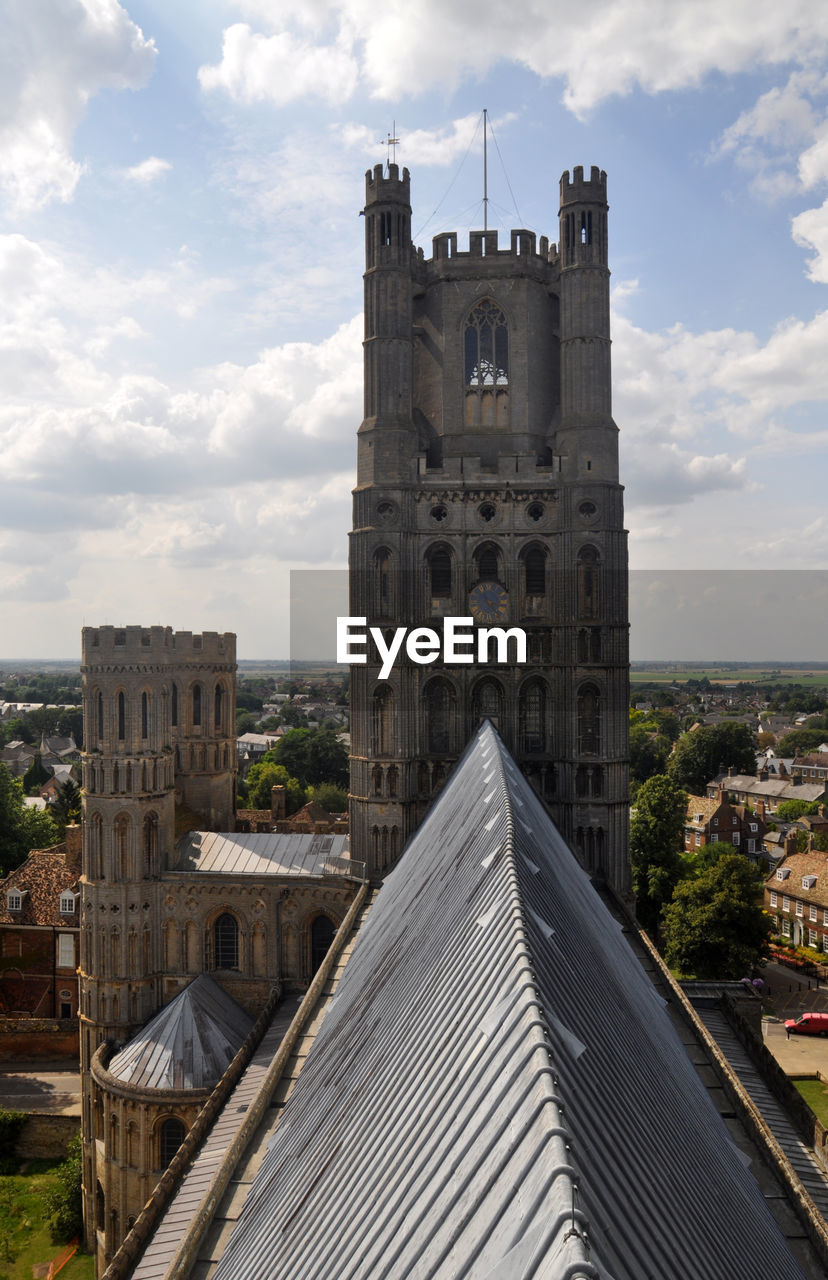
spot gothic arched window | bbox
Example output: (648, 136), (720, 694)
(524, 547), (546, 596)
(96, 691), (103, 744)
(374, 548), (393, 617)
(475, 544), (500, 582)
(214, 913), (239, 969)
(473, 678), (504, 727)
(214, 685), (223, 733)
(310, 915), (336, 974)
(171, 683), (178, 727)
(143, 813), (159, 877)
(114, 814), (129, 880)
(424, 679), (455, 754)
(577, 683), (601, 756)
(464, 299), (508, 387)
(519, 679), (547, 754)
(141, 692), (149, 740)
(428, 547), (452, 600)
(464, 299), (509, 427)
(192, 684), (202, 727)
(577, 546), (600, 620)
(159, 1118), (186, 1169)
(117, 692), (126, 741)
(372, 687), (394, 755)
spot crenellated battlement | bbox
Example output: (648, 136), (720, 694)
(172, 630), (236, 663)
(428, 227), (553, 262)
(82, 625), (235, 665)
(560, 165), (607, 206)
(365, 163), (410, 206)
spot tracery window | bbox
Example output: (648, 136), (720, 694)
(577, 546), (600, 620)
(464, 299), (509, 427)
(473, 678), (504, 727)
(428, 547), (452, 600)
(424, 679), (455, 754)
(519, 679), (546, 754)
(214, 913), (239, 969)
(159, 1118), (186, 1169)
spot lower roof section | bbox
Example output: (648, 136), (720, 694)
(173, 830), (350, 877)
(211, 721), (809, 1280)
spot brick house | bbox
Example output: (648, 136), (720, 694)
(0, 825), (81, 1018)
(765, 850), (828, 951)
(684, 784), (766, 860)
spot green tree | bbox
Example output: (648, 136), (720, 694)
(312, 783), (348, 813)
(245, 762), (306, 813)
(44, 1131), (83, 1242)
(21, 754), (49, 794)
(0, 765), (58, 874)
(775, 799), (821, 822)
(668, 722), (756, 794)
(52, 779), (82, 835)
(776, 728), (828, 756)
(662, 854), (771, 979)
(630, 774), (687, 936)
(629, 722), (671, 785)
(273, 729), (348, 789)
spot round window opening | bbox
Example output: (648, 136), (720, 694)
(579, 501), (597, 519)
(376, 501), (396, 523)
(430, 505), (448, 523)
(478, 502), (496, 523)
(527, 502), (545, 523)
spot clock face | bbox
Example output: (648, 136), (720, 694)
(469, 580), (508, 624)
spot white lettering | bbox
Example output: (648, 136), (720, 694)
(407, 627), (441, 664)
(370, 626), (406, 680)
(478, 627), (527, 664)
(337, 617), (367, 664)
(443, 617), (475, 663)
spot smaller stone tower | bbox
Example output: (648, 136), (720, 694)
(168, 631), (236, 831)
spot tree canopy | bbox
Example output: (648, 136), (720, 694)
(776, 728), (828, 756)
(662, 853), (770, 979)
(630, 773), (687, 936)
(775, 798), (821, 822)
(271, 729), (349, 789)
(668, 722), (756, 794)
(245, 762), (306, 814)
(0, 764), (58, 875)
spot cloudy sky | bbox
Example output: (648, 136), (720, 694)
(3, 0), (828, 660)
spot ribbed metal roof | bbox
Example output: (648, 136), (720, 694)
(173, 830), (348, 877)
(211, 721), (809, 1280)
(108, 974), (253, 1091)
(211, 727), (813, 1274)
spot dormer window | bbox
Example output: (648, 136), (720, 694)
(803, 876), (818, 890)
(59, 891), (78, 914)
(6, 890), (25, 911)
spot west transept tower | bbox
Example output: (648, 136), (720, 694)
(349, 164), (629, 892)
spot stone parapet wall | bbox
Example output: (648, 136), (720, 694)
(16, 1113), (79, 1160)
(0, 1017), (78, 1061)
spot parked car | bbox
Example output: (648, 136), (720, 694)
(784, 1013), (828, 1036)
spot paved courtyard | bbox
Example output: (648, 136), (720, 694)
(763, 960), (828, 1076)
(0, 1060), (81, 1115)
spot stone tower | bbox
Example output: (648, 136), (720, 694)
(349, 164), (629, 892)
(79, 624), (236, 1253)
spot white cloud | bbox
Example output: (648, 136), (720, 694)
(198, 22), (357, 106)
(200, 2), (828, 114)
(123, 156), (171, 184)
(340, 113), (517, 168)
(713, 71), (828, 199)
(0, 0), (156, 212)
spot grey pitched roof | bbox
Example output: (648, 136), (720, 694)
(213, 722), (808, 1280)
(108, 975), (253, 1091)
(173, 830), (349, 877)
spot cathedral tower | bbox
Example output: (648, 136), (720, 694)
(349, 164), (629, 893)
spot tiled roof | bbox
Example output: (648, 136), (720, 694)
(214, 723), (808, 1280)
(766, 851), (828, 897)
(108, 974), (253, 1091)
(0, 846), (79, 926)
(685, 794), (718, 826)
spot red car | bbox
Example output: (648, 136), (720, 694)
(784, 1013), (828, 1036)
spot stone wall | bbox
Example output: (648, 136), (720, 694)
(17, 1112), (79, 1159)
(0, 1017), (78, 1061)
